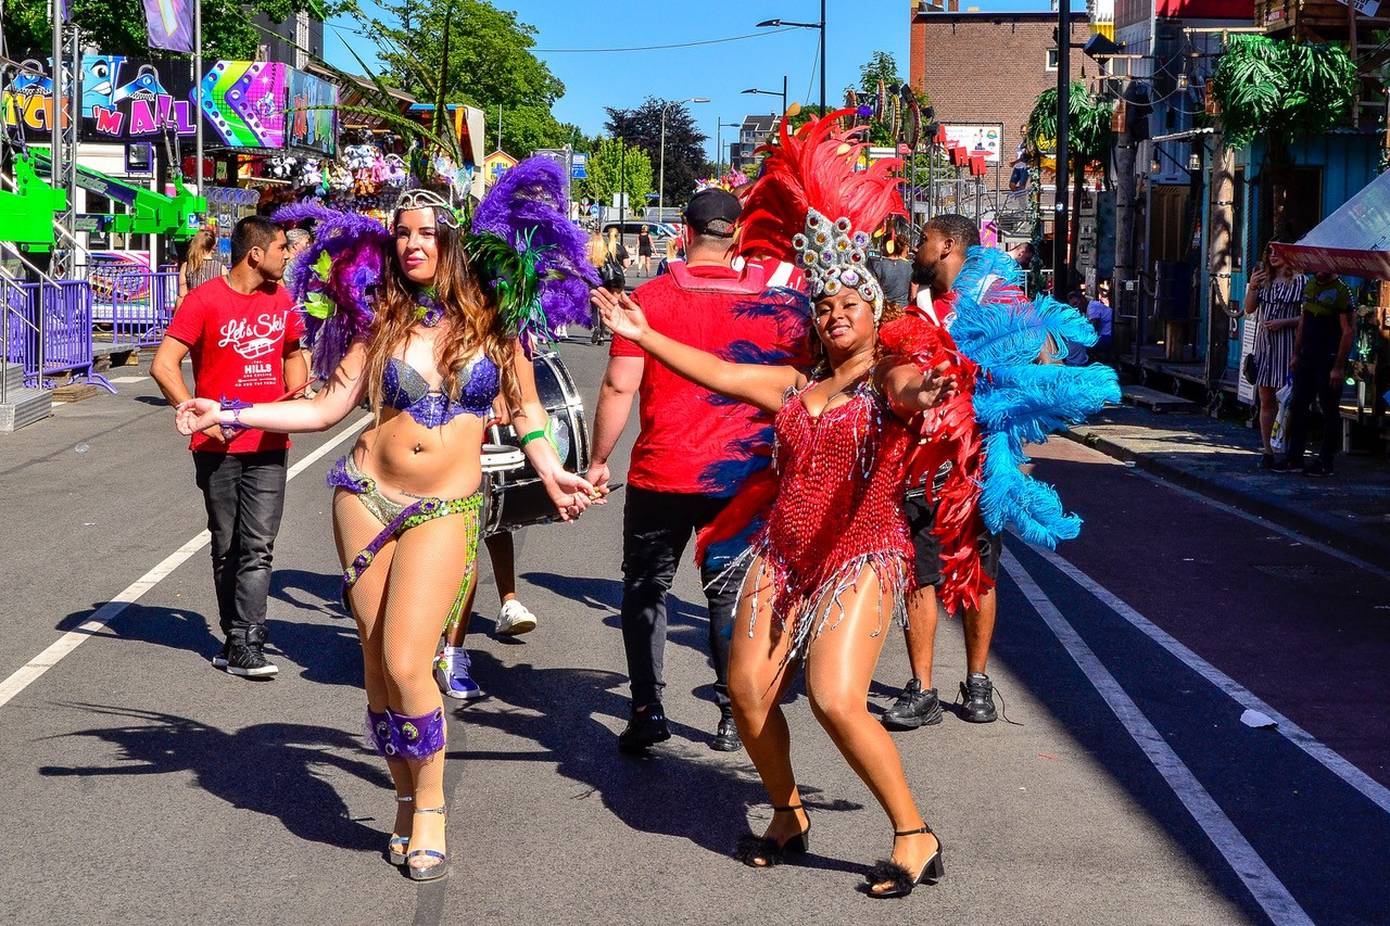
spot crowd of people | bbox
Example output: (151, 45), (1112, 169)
(150, 111), (1115, 895)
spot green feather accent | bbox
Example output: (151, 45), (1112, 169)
(312, 250), (332, 283)
(463, 231), (552, 346)
(304, 291), (336, 320)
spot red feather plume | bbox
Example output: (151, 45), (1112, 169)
(737, 108), (907, 261)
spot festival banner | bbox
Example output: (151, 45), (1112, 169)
(142, 0), (195, 53)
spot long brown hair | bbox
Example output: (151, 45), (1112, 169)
(365, 209), (520, 419)
(185, 230), (216, 275)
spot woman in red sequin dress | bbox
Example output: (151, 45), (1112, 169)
(597, 272), (962, 899)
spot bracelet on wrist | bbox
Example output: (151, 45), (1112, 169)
(518, 428), (547, 448)
(219, 396), (252, 433)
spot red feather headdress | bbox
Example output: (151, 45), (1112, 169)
(738, 109), (905, 316)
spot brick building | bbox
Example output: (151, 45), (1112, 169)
(910, 4), (1092, 175)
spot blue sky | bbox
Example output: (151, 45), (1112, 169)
(326, 1), (1053, 161)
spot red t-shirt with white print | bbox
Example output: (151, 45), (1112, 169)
(166, 276), (305, 454)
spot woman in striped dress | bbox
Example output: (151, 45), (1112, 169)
(1243, 242), (1304, 466)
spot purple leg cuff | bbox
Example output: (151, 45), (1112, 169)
(385, 707), (446, 760)
(365, 708), (391, 756)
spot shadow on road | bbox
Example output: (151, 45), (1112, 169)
(38, 703), (392, 851)
(460, 650), (865, 873)
(57, 594), (363, 689)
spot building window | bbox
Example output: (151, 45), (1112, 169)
(1046, 48), (1059, 71)
(295, 12), (310, 69)
(1232, 167), (1245, 271)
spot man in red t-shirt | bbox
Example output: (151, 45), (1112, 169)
(587, 189), (805, 754)
(152, 216), (306, 679)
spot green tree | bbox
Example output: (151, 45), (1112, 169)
(3, 0), (336, 60)
(605, 98), (708, 207)
(357, 0), (571, 157)
(577, 137), (652, 212)
(857, 50), (903, 96)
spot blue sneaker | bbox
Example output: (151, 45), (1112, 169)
(435, 646), (484, 701)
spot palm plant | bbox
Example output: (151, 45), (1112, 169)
(1211, 36), (1355, 155)
(1025, 82), (1114, 278)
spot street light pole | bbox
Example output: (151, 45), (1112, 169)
(1054, 0), (1071, 295)
(756, 12), (825, 111)
(659, 97), (709, 221)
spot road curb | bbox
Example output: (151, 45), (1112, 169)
(1061, 427), (1390, 569)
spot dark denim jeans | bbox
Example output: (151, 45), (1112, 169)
(1284, 350), (1341, 467)
(193, 450), (288, 644)
(619, 486), (747, 713)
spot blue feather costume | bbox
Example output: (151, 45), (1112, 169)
(947, 246), (1120, 548)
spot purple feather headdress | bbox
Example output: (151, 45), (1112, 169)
(470, 156), (599, 332)
(272, 201), (389, 381)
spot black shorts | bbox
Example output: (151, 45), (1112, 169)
(904, 493), (1001, 590)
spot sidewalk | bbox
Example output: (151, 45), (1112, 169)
(1063, 405), (1390, 569)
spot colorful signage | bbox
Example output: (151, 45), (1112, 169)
(941, 123), (1004, 165)
(2, 56), (337, 151)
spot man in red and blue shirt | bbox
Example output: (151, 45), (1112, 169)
(587, 189), (805, 754)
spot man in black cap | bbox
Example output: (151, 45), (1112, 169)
(587, 189), (802, 755)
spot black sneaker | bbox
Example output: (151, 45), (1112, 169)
(211, 640), (230, 669)
(959, 672), (997, 723)
(224, 642), (279, 678)
(618, 704), (671, 754)
(1269, 457), (1300, 473)
(1260, 452), (1276, 470)
(711, 713), (742, 752)
(1303, 460), (1334, 477)
(881, 678), (944, 731)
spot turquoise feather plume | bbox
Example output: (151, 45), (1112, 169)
(949, 246), (1120, 548)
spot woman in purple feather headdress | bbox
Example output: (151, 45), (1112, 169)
(175, 164), (601, 882)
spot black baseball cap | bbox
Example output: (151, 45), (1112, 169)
(683, 189), (741, 237)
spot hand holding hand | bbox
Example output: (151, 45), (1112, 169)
(546, 468), (608, 522)
(176, 397), (222, 436)
(585, 460), (611, 492)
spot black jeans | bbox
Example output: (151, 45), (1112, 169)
(1284, 350), (1341, 466)
(620, 486), (746, 713)
(193, 450), (288, 643)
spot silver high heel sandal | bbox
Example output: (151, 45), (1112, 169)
(388, 795), (412, 865)
(406, 806), (449, 882)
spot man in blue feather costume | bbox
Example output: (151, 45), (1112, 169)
(880, 215), (1119, 731)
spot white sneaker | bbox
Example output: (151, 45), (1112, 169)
(495, 599), (537, 637)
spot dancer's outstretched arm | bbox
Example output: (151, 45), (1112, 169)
(175, 341), (368, 435)
(593, 288), (801, 415)
(877, 360), (958, 420)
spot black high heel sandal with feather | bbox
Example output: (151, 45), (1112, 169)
(736, 804), (811, 867)
(862, 823), (944, 898)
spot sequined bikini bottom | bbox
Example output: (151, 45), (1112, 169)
(327, 454), (483, 631)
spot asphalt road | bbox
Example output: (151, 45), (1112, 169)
(0, 342), (1386, 926)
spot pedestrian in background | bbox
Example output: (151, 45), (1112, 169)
(1086, 282), (1113, 357)
(1243, 242), (1304, 467)
(868, 217), (912, 308)
(636, 224), (654, 277)
(151, 216), (307, 678)
(1063, 290), (1090, 367)
(176, 229), (225, 310)
(1275, 270), (1355, 476)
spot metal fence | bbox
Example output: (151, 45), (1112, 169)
(110, 270), (178, 350)
(1, 278), (113, 396)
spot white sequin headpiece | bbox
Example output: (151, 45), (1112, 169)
(792, 207), (885, 321)
(393, 188), (460, 228)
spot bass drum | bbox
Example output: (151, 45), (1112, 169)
(484, 350), (590, 535)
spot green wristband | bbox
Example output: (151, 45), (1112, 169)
(518, 428), (547, 448)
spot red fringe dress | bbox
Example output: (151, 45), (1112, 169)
(735, 379), (918, 658)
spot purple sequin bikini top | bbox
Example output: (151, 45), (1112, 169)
(382, 354), (500, 428)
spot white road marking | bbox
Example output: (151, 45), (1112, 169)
(0, 414), (370, 710)
(1003, 549), (1316, 926)
(109, 375), (148, 384)
(1026, 541), (1390, 817)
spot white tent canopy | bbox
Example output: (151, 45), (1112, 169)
(1273, 168), (1390, 280)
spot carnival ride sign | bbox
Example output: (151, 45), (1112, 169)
(1, 56), (337, 150)
(941, 124), (1003, 165)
